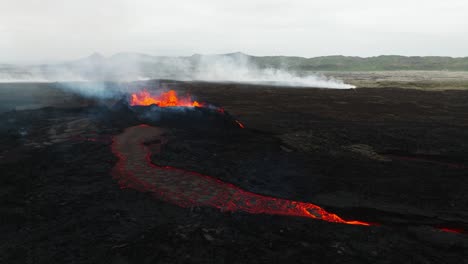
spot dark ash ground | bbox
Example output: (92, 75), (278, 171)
(0, 81), (467, 263)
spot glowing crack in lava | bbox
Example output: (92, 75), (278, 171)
(130, 90), (201, 107)
(111, 125), (369, 226)
(438, 227), (464, 234)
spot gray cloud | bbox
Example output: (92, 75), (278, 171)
(1, 0), (468, 63)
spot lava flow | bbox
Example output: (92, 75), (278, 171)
(130, 89), (201, 107)
(111, 125), (369, 226)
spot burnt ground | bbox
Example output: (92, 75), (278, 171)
(1, 81), (468, 263)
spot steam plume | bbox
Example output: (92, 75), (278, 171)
(0, 52), (355, 89)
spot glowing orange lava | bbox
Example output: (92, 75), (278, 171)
(130, 90), (202, 107)
(111, 125), (370, 226)
(235, 120), (245, 129)
(438, 227), (464, 234)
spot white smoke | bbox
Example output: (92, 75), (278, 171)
(0, 53), (355, 89)
(193, 54), (354, 88)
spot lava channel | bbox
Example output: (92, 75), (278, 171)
(111, 125), (370, 226)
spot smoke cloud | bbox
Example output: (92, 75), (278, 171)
(192, 54), (354, 88)
(0, 52), (355, 89)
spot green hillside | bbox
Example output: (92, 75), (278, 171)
(250, 55), (468, 71)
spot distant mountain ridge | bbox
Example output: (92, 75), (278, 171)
(250, 54), (468, 71)
(2, 52), (468, 83)
(75, 52), (468, 71)
(2, 52), (468, 72)
(4, 52), (468, 71)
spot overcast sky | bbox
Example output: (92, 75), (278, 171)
(1, 0), (468, 63)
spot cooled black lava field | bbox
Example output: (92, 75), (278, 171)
(1, 81), (467, 264)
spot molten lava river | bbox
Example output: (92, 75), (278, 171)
(111, 124), (369, 226)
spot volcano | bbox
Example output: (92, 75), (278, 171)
(113, 89), (244, 129)
(107, 88), (468, 230)
(110, 90), (368, 224)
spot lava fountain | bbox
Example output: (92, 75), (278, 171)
(127, 89), (244, 129)
(130, 89), (201, 107)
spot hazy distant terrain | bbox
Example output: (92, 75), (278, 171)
(320, 71), (468, 90)
(254, 55), (468, 71)
(1, 52), (468, 89)
(3, 53), (468, 73)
